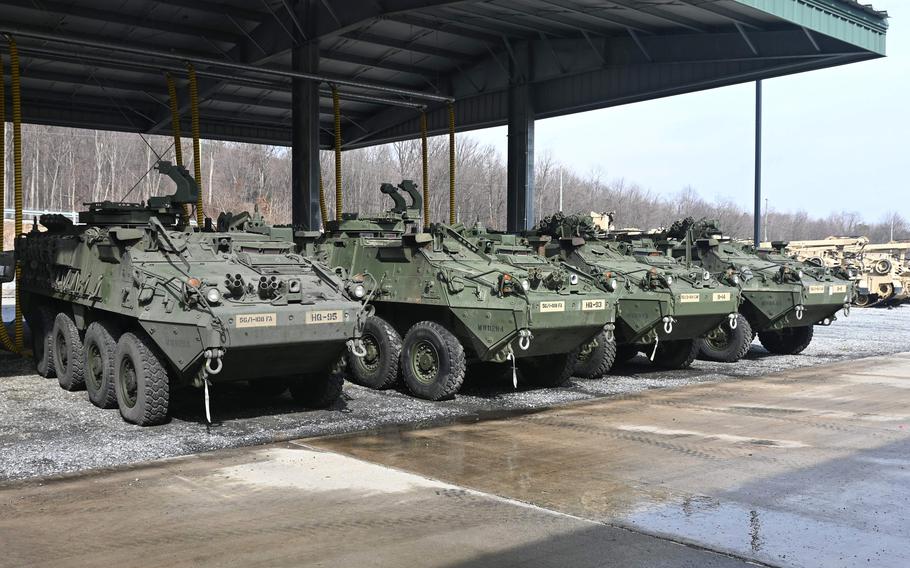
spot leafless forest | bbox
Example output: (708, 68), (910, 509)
(2, 124), (906, 244)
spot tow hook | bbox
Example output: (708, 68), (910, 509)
(728, 313), (738, 330)
(603, 323), (615, 342)
(518, 328), (533, 351)
(662, 316), (675, 335)
(204, 348), (224, 376)
(843, 303), (851, 317)
(794, 304), (805, 320)
(347, 338), (367, 358)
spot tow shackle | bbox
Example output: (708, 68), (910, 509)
(518, 329), (533, 351)
(204, 348), (224, 376)
(728, 313), (738, 330)
(347, 338), (367, 358)
(662, 316), (674, 335)
(795, 304), (805, 321)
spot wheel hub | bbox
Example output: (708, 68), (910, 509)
(87, 344), (103, 389)
(412, 341), (439, 384)
(361, 335), (381, 372)
(120, 358), (138, 408)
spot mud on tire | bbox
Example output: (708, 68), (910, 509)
(571, 330), (617, 379)
(83, 320), (120, 408)
(698, 314), (753, 363)
(113, 331), (170, 426)
(348, 315), (402, 390)
(53, 312), (85, 391)
(758, 325), (814, 355)
(400, 321), (466, 401)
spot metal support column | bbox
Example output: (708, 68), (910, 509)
(753, 80), (762, 247)
(507, 42), (534, 232)
(291, 0), (321, 229)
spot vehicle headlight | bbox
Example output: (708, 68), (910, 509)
(665, 275), (673, 286)
(569, 273), (579, 285)
(797, 270), (803, 280)
(521, 279), (530, 292)
(351, 284), (366, 299)
(606, 278), (618, 292)
(702, 270), (711, 281)
(205, 287), (222, 305)
(741, 268), (754, 281)
(731, 275), (740, 285)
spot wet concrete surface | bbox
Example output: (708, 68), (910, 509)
(314, 353), (910, 568)
(1, 306), (908, 481)
(0, 442), (752, 568)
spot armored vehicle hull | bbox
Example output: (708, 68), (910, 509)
(16, 162), (363, 426)
(303, 182), (615, 400)
(532, 214), (741, 369)
(651, 219), (851, 357)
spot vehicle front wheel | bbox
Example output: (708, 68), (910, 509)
(758, 326), (814, 355)
(571, 331), (617, 379)
(53, 312), (85, 391)
(652, 339), (699, 370)
(400, 321), (466, 401)
(288, 357), (345, 408)
(348, 316), (402, 390)
(518, 353), (574, 387)
(113, 332), (170, 426)
(698, 314), (753, 363)
(84, 321), (120, 408)
(30, 306), (56, 378)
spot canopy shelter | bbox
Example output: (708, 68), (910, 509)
(0, 0), (889, 230)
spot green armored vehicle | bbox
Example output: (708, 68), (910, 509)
(301, 181), (616, 400)
(650, 218), (852, 357)
(16, 161), (365, 426)
(456, 223), (622, 377)
(531, 213), (741, 370)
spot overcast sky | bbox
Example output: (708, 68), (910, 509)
(468, 0), (905, 223)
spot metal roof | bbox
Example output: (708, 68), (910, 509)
(0, 0), (889, 149)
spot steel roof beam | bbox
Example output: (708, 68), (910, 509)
(152, 0), (268, 23)
(534, 0), (656, 35)
(339, 30), (476, 63)
(0, 25), (453, 101)
(3, 0), (241, 44)
(321, 49), (441, 80)
(676, 1), (764, 31)
(438, 5), (569, 37)
(469, 3), (593, 37)
(496, 1), (630, 37)
(600, 0), (708, 33)
(387, 14), (502, 44)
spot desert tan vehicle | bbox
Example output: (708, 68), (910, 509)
(782, 237), (906, 307)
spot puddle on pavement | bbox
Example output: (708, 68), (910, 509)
(622, 496), (909, 568)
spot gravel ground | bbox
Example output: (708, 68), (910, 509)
(1, 305), (908, 482)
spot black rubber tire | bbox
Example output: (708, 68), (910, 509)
(518, 353), (574, 387)
(113, 332), (170, 426)
(348, 316), (402, 389)
(83, 321), (120, 408)
(652, 338), (699, 370)
(615, 345), (640, 364)
(289, 358), (345, 409)
(758, 325), (814, 355)
(30, 306), (56, 378)
(400, 321), (466, 401)
(854, 294), (874, 308)
(698, 314), (753, 363)
(571, 331), (617, 378)
(52, 312), (85, 391)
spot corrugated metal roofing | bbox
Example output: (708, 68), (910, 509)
(0, 0), (889, 148)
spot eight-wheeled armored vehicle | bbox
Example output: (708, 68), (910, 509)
(649, 218), (851, 357)
(455, 222), (622, 377)
(533, 213), (741, 368)
(16, 161), (365, 425)
(299, 181), (616, 400)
